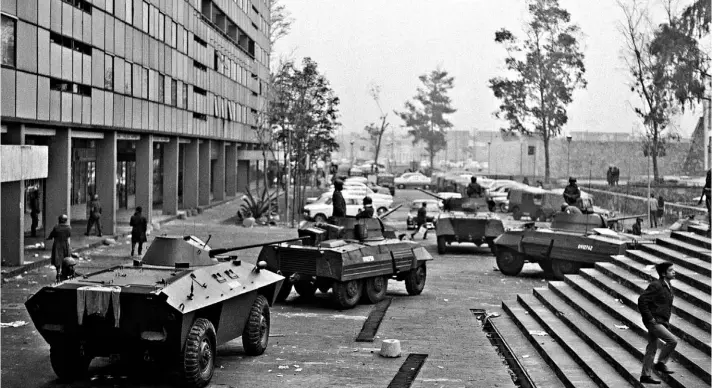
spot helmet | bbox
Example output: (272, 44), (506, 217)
(569, 177), (577, 183)
(363, 196), (373, 205)
(334, 180), (344, 190)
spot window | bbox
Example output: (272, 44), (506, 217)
(182, 83), (188, 108)
(62, 0), (92, 14)
(142, 1), (149, 33)
(124, 62), (132, 94)
(158, 13), (164, 41)
(183, 30), (188, 53)
(106, 0), (114, 14)
(1, 15), (16, 67)
(104, 54), (114, 90)
(171, 79), (177, 106)
(50, 78), (91, 96)
(158, 74), (164, 102)
(142, 66), (148, 98)
(171, 22), (177, 47)
(125, 0), (133, 25)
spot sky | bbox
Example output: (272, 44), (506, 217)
(273, 0), (704, 139)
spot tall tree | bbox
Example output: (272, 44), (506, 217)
(363, 84), (389, 173)
(489, 0), (587, 182)
(397, 69), (456, 174)
(270, 58), (340, 222)
(617, 0), (700, 181)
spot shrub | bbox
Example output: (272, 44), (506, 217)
(239, 187), (278, 220)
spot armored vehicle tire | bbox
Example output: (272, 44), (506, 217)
(362, 276), (389, 304)
(314, 213), (327, 223)
(242, 295), (271, 356)
(50, 342), (92, 381)
(181, 318), (216, 388)
(275, 282), (292, 302)
(294, 279), (317, 298)
(496, 250), (525, 276)
(437, 236), (447, 254)
(511, 207), (522, 220)
(333, 280), (363, 309)
(405, 264), (427, 295)
(551, 259), (581, 280)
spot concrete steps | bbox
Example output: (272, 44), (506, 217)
(496, 227), (712, 387)
(687, 223), (710, 237)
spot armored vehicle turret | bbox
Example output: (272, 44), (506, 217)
(25, 235), (300, 388)
(493, 212), (649, 280)
(417, 189), (504, 255)
(259, 209), (432, 309)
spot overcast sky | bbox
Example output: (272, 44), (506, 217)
(273, 0), (703, 139)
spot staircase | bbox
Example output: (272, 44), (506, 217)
(495, 225), (711, 388)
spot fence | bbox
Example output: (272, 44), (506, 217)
(586, 188), (709, 224)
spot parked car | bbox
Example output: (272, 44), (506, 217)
(394, 172), (432, 189)
(303, 192), (393, 222)
(406, 199), (442, 230)
(486, 181), (526, 212)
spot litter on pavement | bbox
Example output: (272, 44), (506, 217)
(529, 330), (548, 336)
(1, 321), (28, 328)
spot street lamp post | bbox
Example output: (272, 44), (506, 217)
(350, 140), (355, 164)
(566, 134), (572, 177)
(487, 141), (492, 176)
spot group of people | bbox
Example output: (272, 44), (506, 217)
(606, 165), (621, 186)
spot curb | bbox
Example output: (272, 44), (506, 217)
(1, 197), (237, 279)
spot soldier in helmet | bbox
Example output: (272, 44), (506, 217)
(563, 177), (581, 207)
(332, 180), (346, 218)
(356, 196), (375, 219)
(466, 177), (483, 198)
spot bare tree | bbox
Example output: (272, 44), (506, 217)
(362, 84), (389, 173)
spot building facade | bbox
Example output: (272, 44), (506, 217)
(0, 0), (271, 265)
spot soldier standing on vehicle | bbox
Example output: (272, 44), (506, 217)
(411, 202), (428, 240)
(698, 169), (711, 213)
(332, 180), (346, 218)
(638, 262), (677, 385)
(466, 177), (483, 198)
(563, 177), (581, 206)
(355, 196), (374, 219)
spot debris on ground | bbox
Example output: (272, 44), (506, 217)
(529, 330), (548, 336)
(0, 321), (28, 328)
(614, 324), (629, 330)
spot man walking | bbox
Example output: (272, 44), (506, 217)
(698, 169), (710, 214)
(332, 180), (346, 219)
(28, 188), (40, 237)
(638, 262), (677, 385)
(130, 206), (148, 257)
(47, 214), (71, 283)
(411, 202), (428, 240)
(85, 194), (102, 237)
(648, 194), (658, 228)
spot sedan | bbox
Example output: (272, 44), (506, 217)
(394, 172), (432, 189)
(406, 199), (442, 230)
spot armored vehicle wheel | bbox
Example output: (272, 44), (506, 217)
(437, 236), (447, 254)
(499, 203), (508, 212)
(333, 280), (363, 309)
(181, 318), (216, 388)
(496, 250), (524, 276)
(275, 282), (292, 302)
(242, 295), (270, 356)
(314, 213), (327, 223)
(405, 264), (427, 295)
(511, 207), (522, 220)
(50, 342), (92, 381)
(551, 259), (581, 280)
(362, 276), (388, 303)
(485, 237), (497, 255)
(294, 279), (317, 298)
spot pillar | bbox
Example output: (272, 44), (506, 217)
(199, 140), (211, 206)
(162, 137), (179, 215)
(45, 128), (71, 241)
(0, 126), (25, 265)
(225, 143), (237, 197)
(135, 135), (153, 222)
(96, 131), (117, 235)
(213, 141), (226, 201)
(237, 159), (249, 193)
(183, 139), (199, 209)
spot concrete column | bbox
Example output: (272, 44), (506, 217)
(45, 128), (71, 239)
(96, 131), (117, 235)
(199, 140), (211, 206)
(183, 139), (199, 209)
(237, 159), (249, 193)
(225, 143), (237, 197)
(213, 141), (226, 201)
(162, 137), (179, 215)
(1, 182), (24, 265)
(135, 135), (153, 222)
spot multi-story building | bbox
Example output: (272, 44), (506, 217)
(0, 0), (271, 265)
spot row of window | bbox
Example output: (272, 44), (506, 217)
(63, 0), (93, 15)
(50, 77), (92, 96)
(50, 32), (92, 56)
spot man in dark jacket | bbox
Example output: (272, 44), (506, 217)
(85, 194), (102, 236)
(698, 169), (711, 214)
(411, 202), (428, 240)
(130, 206), (148, 257)
(29, 188), (40, 237)
(638, 262), (677, 384)
(47, 214), (71, 283)
(355, 196), (374, 219)
(466, 177), (483, 198)
(332, 180), (346, 218)
(563, 177), (581, 206)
